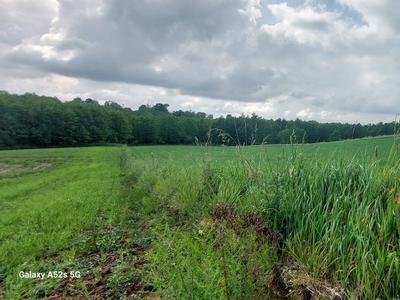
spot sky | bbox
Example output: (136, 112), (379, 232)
(1, 0), (399, 124)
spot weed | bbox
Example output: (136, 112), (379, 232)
(2, 136), (400, 299)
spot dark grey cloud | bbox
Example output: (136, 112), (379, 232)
(1, 0), (400, 123)
(6, 0), (264, 100)
(0, 1), (57, 45)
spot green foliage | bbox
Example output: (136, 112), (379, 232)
(276, 149), (400, 298)
(151, 103), (169, 114)
(329, 129), (342, 141)
(0, 147), (147, 298)
(148, 225), (274, 300)
(121, 137), (400, 299)
(1, 92), (399, 150)
(1, 137), (400, 298)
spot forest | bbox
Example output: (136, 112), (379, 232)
(0, 91), (397, 149)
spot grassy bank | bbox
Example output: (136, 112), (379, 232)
(1, 136), (399, 299)
(124, 136), (400, 299)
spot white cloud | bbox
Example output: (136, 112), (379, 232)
(0, 0), (58, 45)
(1, 0), (400, 123)
(336, 0), (400, 37)
(318, 110), (330, 118)
(262, 3), (340, 46)
(296, 108), (313, 119)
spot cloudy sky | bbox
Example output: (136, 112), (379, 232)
(1, 0), (399, 123)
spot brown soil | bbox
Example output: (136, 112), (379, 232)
(45, 247), (152, 300)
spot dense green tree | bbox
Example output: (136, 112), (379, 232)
(72, 97), (84, 103)
(303, 121), (318, 143)
(177, 118), (199, 144)
(132, 116), (157, 144)
(104, 101), (124, 110)
(107, 111), (131, 143)
(329, 129), (342, 141)
(157, 115), (184, 144)
(85, 98), (100, 105)
(352, 123), (365, 139)
(138, 104), (151, 114)
(196, 112), (206, 119)
(151, 103), (169, 114)
(278, 129), (291, 144)
(0, 92), (397, 149)
(340, 123), (353, 140)
(172, 110), (185, 117)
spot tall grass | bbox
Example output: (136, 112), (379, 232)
(279, 144), (400, 298)
(4, 137), (397, 298)
(124, 136), (400, 299)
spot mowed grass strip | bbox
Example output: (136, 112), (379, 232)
(0, 146), (128, 298)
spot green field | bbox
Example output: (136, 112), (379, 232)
(1, 136), (400, 299)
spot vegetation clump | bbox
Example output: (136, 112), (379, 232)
(1, 135), (399, 299)
(1, 92), (399, 149)
(117, 136), (399, 299)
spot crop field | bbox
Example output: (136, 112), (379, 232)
(1, 136), (400, 299)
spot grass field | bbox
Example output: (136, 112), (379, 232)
(0, 146), (147, 299)
(1, 136), (400, 299)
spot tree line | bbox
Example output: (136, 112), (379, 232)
(0, 91), (397, 149)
